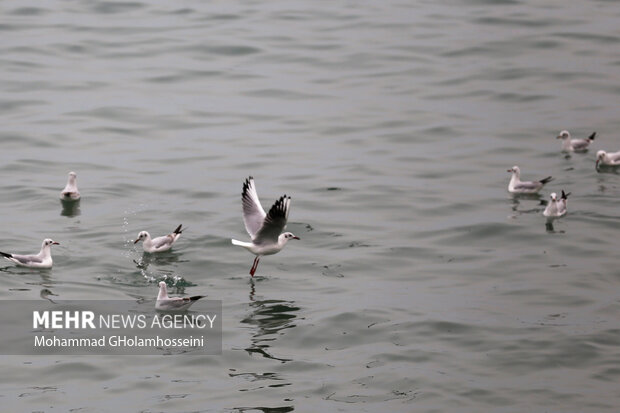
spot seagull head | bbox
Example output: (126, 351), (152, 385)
(550, 192), (557, 202)
(596, 150), (606, 167)
(67, 171), (77, 183)
(43, 238), (60, 248)
(507, 165), (520, 176)
(556, 130), (570, 140)
(280, 232), (300, 244)
(134, 231), (150, 244)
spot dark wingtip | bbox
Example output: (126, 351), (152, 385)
(589, 132), (596, 140)
(242, 177), (253, 195)
(0, 251), (12, 259)
(190, 295), (205, 301)
(561, 190), (571, 199)
(173, 224), (183, 234)
(539, 176), (554, 185)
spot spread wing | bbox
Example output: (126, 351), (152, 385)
(253, 195), (290, 244)
(241, 177), (266, 238)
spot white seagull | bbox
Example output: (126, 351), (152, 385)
(507, 166), (553, 194)
(134, 224), (184, 253)
(155, 281), (205, 311)
(557, 130), (596, 152)
(232, 176), (299, 276)
(0, 239), (59, 269)
(543, 190), (570, 218)
(596, 150), (620, 167)
(60, 171), (80, 200)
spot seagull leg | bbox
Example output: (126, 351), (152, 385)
(250, 256), (260, 277)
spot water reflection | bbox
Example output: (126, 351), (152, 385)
(231, 406), (294, 413)
(596, 164), (620, 175)
(133, 251), (185, 271)
(545, 217), (565, 234)
(40, 288), (58, 303)
(241, 280), (300, 363)
(60, 199), (80, 217)
(510, 195), (546, 215)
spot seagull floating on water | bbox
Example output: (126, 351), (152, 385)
(155, 281), (205, 311)
(232, 177), (299, 276)
(557, 130), (596, 152)
(543, 190), (570, 218)
(596, 150), (620, 167)
(507, 166), (553, 194)
(0, 239), (59, 268)
(134, 224), (183, 253)
(60, 171), (80, 201)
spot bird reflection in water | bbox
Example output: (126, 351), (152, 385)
(60, 199), (81, 217)
(510, 193), (544, 214)
(241, 279), (300, 363)
(231, 405), (294, 413)
(40, 288), (58, 303)
(133, 250), (184, 270)
(545, 218), (565, 234)
(132, 251), (186, 284)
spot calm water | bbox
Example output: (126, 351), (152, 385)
(1, 1), (620, 411)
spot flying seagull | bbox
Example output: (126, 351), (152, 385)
(232, 177), (299, 276)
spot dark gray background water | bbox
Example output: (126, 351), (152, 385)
(1, 1), (620, 412)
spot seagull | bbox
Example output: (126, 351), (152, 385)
(0, 239), (59, 269)
(543, 190), (570, 218)
(155, 281), (205, 311)
(557, 130), (596, 152)
(596, 150), (620, 167)
(134, 224), (184, 253)
(507, 166), (553, 194)
(60, 171), (80, 200)
(232, 176), (299, 276)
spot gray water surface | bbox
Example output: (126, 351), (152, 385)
(1, 1), (620, 412)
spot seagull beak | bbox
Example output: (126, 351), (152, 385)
(507, 169), (512, 173)
(556, 135), (562, 139)
(293, 236), (300, 240)
(52, 242), (60, 245)
(133, 239), (140, 244)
